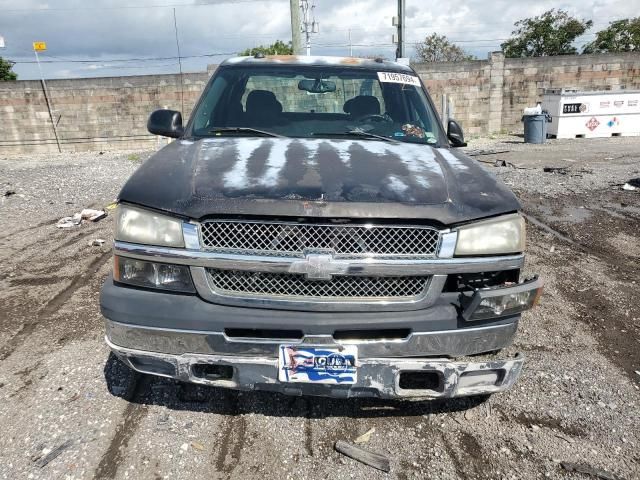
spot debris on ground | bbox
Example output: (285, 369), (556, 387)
(354, 427), (375, 444)
(91, 239), (106, 247)
(543, 167), (570, 175)
(334, 440), (390, 473)
(4, 190), (16, 197)
(560, 462), (625, 480)
(33, 439), (73, 468)
(56, 213), (83, 228)
(105, 202), (118, 211)
(80, 209), (107, 222)
(56, 208), (106, 228)
(465, 149), (511, 156)
(622, 183), (638, 191)
(191, 442), (205, 451)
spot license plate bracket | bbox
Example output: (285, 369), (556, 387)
(278, 345), (358, 384)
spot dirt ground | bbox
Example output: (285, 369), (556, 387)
(0, 137), (639, 480)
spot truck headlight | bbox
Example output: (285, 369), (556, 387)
(461, 276), (543, 321)
(115, 204), (184, 247)
(114, 256), (195, 292)
(454, 214), (525, 256)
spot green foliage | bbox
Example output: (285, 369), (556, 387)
(239, 40), (293, 57)
(0, 57), (18, 81)
(501, 9), (593, 57)
(583, 18), (640, 53)
(415, 34), (475, 62)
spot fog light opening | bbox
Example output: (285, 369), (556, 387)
(191, 364), (234, 382)
(398, 371), (442, 391)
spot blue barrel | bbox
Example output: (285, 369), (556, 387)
(522, 114), (549, 144)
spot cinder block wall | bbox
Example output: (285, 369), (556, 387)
(1, 53), (640, 153)
(415, 52), (640, 137)
(0, 72), (211, 154)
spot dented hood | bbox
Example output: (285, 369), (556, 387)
(119, 137), (520, 225)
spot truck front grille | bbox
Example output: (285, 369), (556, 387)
(199, 220), (440, 258)
(206, 268), (431, 301)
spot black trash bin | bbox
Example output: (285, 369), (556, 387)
(522, 112), (552, 144)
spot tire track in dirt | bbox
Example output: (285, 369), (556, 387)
(213, 391), (248, 477)
(0, 250), (111, 361)
(304, 398), (313, 457)
(0, 218), (60, 242)
(524, 204), (640, 378)
(93, 376), (149, 480)
(441, 430), (495, 480)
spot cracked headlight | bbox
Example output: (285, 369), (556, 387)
(114, 256), (194, 292)
(115, 204), (184, 247)
(454, 214), (525, 256)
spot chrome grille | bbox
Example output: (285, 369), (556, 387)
(199, 221), (440, 258)
(206, 268), (430, 300)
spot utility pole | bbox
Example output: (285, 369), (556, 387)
(290, 0), (303, 55)
(395, 0), (406, 60)
(348, 29), (353, 57)
(300, 0), (318, 56)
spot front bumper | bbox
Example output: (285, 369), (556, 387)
(101, 273), (533, 398)
(107, 335), (524, 399)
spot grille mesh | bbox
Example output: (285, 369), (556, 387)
(200, 221), (440, 257)
(206, 268), (430, 300)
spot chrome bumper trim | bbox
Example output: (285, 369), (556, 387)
(105, 319), (518, 358)
(113, 241), (525, 277)
(106, 336), (524, 399)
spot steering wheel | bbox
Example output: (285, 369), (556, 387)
(356, 113), (391, 123)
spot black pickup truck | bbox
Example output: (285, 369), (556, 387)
(100, 55), (542, 399)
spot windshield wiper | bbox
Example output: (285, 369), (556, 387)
(208, 127), (284, 138)
(311, 129), (399, 144)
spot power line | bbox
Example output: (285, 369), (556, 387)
(2, 0), (273, 13)
(11, 52), (238, 64)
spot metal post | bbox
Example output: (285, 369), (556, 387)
(348, 29), (353, 57)
(173, 8), (185, 114)
(290, 0), (303, 55)
(35, 50), (61, 153)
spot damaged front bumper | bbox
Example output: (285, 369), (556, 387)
(106, 335), (524, 399)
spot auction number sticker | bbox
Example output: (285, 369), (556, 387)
(377, 71), (421, 86)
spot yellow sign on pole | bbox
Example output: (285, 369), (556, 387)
(33, 41), (47, 51)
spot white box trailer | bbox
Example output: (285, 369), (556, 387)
(541, 89), (640, 139)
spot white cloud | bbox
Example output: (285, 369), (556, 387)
(0, 0), (637, 79)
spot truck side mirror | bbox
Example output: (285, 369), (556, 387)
(447, 119), (467, 147)
(148, 109), (184, 138)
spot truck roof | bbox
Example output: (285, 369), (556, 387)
(220, 55), (414, 73)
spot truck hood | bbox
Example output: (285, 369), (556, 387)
(119, 137), (520, 225)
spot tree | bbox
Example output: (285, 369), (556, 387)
(239, 40), (293, 56)
(415, 34), (475, 62)
(501, 9), (593, 57)
(583, 18), (640, 53)
(0, 57), (17, 81)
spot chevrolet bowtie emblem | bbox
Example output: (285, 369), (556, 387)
(289, 253), (349, 280)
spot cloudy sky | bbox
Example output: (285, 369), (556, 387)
(0, 0), (637, 80)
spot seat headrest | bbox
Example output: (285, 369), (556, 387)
(246, 90), (282, 114)
(343, 95), (381, 117)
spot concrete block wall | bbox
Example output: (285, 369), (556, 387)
(500, 53), (640, 132)
(1, 53), (640, 153)
(414, 52), (640, 137)
(0, 72), (211, 154)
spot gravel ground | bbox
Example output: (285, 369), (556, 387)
(0, 137), (639, 480)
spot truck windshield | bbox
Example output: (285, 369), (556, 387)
(188, 65), (443, 145)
